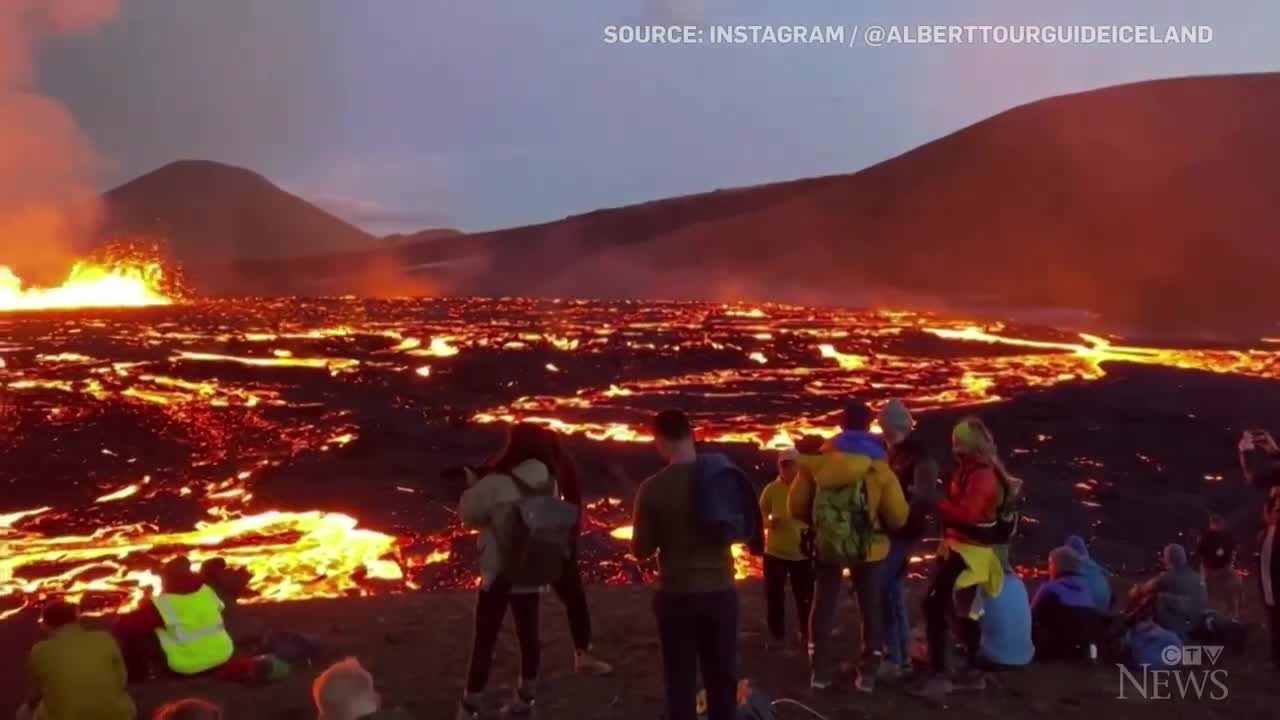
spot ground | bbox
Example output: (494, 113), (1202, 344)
(1, 580), (1277, 719)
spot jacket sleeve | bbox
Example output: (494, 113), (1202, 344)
(115, 600), (165, 635)
(631, 483), (657, 560)
(758, 483), (772, 521)
(876, 463), (909, 531)
(459, 474), (502, 528)
(787, 468), (816, 524)
(938, 467), (999, 526)
(1240, 447), (1280, 486)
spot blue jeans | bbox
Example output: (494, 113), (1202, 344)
(880, 537), (912, 667)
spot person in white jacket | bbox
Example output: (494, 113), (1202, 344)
(456, 423), (559, 720)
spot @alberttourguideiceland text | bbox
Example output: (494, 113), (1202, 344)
(602, 24), (1214, 46)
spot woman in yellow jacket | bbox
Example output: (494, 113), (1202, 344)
(758, 448), (814, 650)
(786, 403), (907, 694)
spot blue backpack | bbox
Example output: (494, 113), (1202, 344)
(692, 453), (764, 555)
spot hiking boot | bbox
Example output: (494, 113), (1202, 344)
(909, 673), (953, 707)
(574, 650), (614, 676)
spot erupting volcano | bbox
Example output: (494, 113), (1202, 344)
(0, 257), (176, 312)
(2, 298), (1278, 620)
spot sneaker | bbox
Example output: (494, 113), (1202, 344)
(455, 700), (480, 720)
(503, 688), (535, 716)
(854, 671), (875, 694)
(908, 673), (953, 706)
(574, 651), (614, 676)
(810, 676), (833, 691)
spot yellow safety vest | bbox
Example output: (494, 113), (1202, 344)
(152, 584), (235, 675)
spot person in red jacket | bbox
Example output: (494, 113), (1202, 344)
(914, 417), (1020, 702)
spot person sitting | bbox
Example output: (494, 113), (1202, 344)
(1197, 513), (1243, 620)
(1031, 546), (1109, 661)
(1066, 535), (1112, 611)
(1129, 543), (1208, 640)
(152, 699), (221, 720)
(976, 559), (1034, 669)
(19, 600), (136, 720)
(113, 556), (236, 682)
(313, 657), (411, 720)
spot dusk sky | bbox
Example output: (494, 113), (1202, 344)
(37, 0), (1279, 233)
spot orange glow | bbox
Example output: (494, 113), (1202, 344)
(0, 261), (173, 312)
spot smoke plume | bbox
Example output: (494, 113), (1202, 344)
(0, 0), (118, 281)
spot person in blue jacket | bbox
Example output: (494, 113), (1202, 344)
(977, 558), (1034, 668)
(1066, 535), (1112, 611)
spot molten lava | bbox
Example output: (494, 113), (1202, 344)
(0, 260), (174, 312)
(2, 298), (1278, 619)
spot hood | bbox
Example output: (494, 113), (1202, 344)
(509, 458), (552, 490)
(162, 571), (206, 595)
(1066, 535), (1089, 558)
(828, 430), (887, 460)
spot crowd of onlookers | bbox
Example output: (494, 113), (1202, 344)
(15, 401), (1280, 719)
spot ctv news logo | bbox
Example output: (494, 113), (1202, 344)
(1117, 645), (1228, 700)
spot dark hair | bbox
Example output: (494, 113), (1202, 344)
(489, 422), (558, 474)
(652, 409), (693, 442)
(41, 600), (77, 629)
(841, 402), (873, 431)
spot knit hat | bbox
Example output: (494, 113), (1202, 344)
(1163, 543), (1188, 569)
(878, 398), (913, 434)
(952, 417), (994, 456)
(1066, 535), (1089, 558)
(777, 448), (799, 465)
(1048, 546), (1083, 578)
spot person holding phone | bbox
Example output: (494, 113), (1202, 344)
(1238, 429), (1280, 668)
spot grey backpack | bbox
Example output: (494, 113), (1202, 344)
(497, 474), (578, 586)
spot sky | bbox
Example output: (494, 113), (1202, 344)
(34, 0), (1280, 234)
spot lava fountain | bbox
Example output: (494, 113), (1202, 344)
(0, 260), (174, 312)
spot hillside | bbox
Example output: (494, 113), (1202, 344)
(101, 160), (376, 265)
(135, 73), (1280, 335)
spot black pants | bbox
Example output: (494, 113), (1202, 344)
(924, 552), (973, 672)
(653, 589), (739, 720)
(552, 553), (592, 651)
(763, 555), (814, 642)
(465, 577), (541, 694)
(1269, 604), (1280, 668)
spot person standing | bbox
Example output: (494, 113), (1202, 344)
(456, 423), (573, 719)
(913, 417), (1019, 702)
(632, 410), (739, 720)
(788, 401), (908, 693)
(759, 448), (814, 651)
(1238, 429), (1280, 668)
(877, 399), (939, 678)
(1197, 513), (1242, 619)
(543, 433), (614, 676)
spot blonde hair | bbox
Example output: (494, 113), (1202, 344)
(313, 657), (376, 720)
(152, 699), (221, 720)
(952, 415), (1021, 491)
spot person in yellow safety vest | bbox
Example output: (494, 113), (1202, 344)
(113, 557), (235, 681)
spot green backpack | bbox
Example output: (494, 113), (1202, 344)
(812, 476), (876, 564)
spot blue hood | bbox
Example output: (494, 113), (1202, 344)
(830, 430), (887, 460)
(1039, 574), (1096, 609)
(1066, 535), (1089, 558)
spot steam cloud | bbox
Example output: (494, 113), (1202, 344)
(0, 0), (119, 280)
